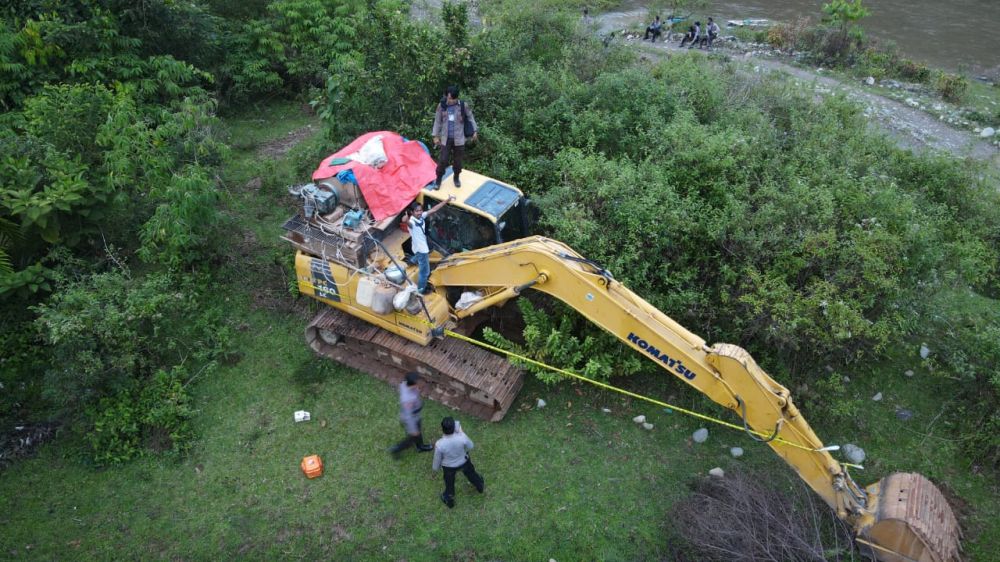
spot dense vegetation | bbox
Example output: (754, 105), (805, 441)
(1, 0), (998, 558)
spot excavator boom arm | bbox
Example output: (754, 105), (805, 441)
(432, 236), (863, 518)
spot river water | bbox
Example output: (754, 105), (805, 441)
(621, 0), (1000, 74)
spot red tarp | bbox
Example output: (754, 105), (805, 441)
(312, 131), (436, 221)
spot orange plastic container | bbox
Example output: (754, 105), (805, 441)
(301, 454), (323, 478)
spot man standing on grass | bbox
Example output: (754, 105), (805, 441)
(389, 372), (434, 457)
(432, 417), (484, 508)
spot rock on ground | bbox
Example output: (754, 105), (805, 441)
(709, 467), (725, 478)
(693, 428), (709, 443)
(843, 443), (866, 464)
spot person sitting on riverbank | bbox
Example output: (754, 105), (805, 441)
(679, 23), (698, 48)
(698, 17), (720, 49)
(644, 15), (663, 42)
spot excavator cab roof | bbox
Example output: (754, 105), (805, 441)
(422, 169), (524, 225)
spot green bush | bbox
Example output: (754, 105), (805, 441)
(897, 58), (931, 82)
(483, 299), (644, 384)
(87, 367), (194, 464)
(921, 295), (1000, 469)
(856, 47), (895, 80)
(31, 269), (228, 461)
(935, 72), (968, 103)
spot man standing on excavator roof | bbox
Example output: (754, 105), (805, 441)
(431, 85), (478, 190)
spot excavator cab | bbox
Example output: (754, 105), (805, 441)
(421, 168), (532, 255)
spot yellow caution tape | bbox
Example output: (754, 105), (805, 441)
(440, 325), (858, 464)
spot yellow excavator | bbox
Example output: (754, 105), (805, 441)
(283, 151), (961, 562)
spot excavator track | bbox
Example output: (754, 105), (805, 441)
(305, 307), (524, 421)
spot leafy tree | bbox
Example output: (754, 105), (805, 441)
(821, 0), (870, 31)
(0, 6), (213, 110)
(814, 0), (870, 62)
(217, 0), (360, 105)
(0, 83), (226, 299)
(318, 0), (466, 140)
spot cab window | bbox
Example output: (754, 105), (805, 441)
(427, 205), (498, 253)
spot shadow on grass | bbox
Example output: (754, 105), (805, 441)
(291, 356), (339, 397)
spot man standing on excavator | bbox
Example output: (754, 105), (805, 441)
(408, 196), (454, 295)
(431, 85), (478, 190)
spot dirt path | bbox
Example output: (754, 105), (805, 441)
(596, 10), (998, 165)
(257, 124), (317, 159)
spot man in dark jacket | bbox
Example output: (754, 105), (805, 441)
(644, 15), (662, 41)
(431, 85), (478, 189)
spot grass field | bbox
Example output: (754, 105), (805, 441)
(2, 101), (998, 560)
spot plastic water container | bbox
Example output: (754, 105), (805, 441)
(301, 455), (323, 479)
(371, 285), (396, 315)
(356, 277), (375, 307)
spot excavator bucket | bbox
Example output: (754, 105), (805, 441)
(862, 472), (962, 562)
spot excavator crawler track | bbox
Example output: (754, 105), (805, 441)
(305, 308), (524, 421)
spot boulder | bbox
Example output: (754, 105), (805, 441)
(865, 76), (875, 85)
(693, 428), (709, 443)
(536, 398), (546, 409)
(708, 467), (725, 478)
(632, 415), (646, 424)
(920, 344), (930, 359)
(981, 127), (995, 138)
(642, 422), (654, 430)
(872, 392), (883, 402)
(730, 447), (744, 458)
